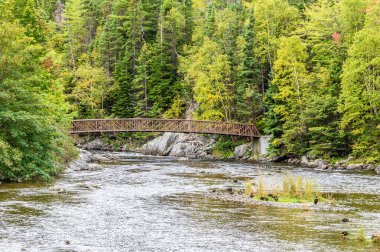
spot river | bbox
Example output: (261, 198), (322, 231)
(0, 151), (379, 251)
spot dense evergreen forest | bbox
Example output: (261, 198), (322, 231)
(0, 0), (379, 180)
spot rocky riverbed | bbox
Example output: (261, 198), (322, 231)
(77, 133), (380, 174)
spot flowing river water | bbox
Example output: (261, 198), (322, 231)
(0, 151), (379, 251)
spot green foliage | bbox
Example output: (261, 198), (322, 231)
(60, 0), (379, 163)
(0, 20), (75, 181)
(253, 0), (300, 67)
(2, 0), (379, 182)
(70, 63), (111, 118)
(236, 12), (262, 123)
(180, 38), (234, 121)
(212, 137), (242, 159)
(269, 36), (310, 155)
(339, 4), (380, 163)
(163, 95), (185, 119)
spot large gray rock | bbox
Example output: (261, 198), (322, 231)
(312, 159), (329, 168)
(82, 138), (107, 150)
(89, 154), (112, 163)
(141, 132), (216, 158)
(169, 134), (213, 158)
(141, 132), (182, 155)
(301, 156), (309, 165)
(346, 163), (364, 170)
(234, 144), (250, 158)
(376, 165), (380, 174)
(169, 142), (195, 157)
(69, 150), (100, 171)
(336, 156), (354, 166)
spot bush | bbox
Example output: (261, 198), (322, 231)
(212, 137), (244, 159)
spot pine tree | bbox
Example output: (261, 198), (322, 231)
(236, 12), (261, 123)
(132, 42), (152, 117)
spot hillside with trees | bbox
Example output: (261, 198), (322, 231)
(0, 0), (379, 180)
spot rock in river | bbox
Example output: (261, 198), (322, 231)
(234, 144), (250, 158)
(141, 132), (180, 155)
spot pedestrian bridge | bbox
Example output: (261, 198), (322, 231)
(71, 118), (260, 137)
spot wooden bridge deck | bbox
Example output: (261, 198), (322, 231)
(71, 118), (260, 137)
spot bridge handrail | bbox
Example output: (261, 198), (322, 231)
(72, 118), (258, 127)
(71, 118), (260, 137)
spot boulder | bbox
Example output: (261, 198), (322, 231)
(170, 134), (214, 158)
(169, 142), (195, 157)
(312, 159), (329, 168)
(301, 156), (309, 165)
(269, 156), (286, 162)
(234, 144), (250, 158)
(376, 165), (380, 174)
(337, 156), (354, 165)
(82, 138), (107, 150)
(346, 163), (364, 170)
(288, 158), (301, 164)
(141, 132), (217, 158)
(141, 132), (182, 155)
(89, 154), (111, 163)
(364, 164), (375, 171)
(121, 144), (128, 151)
(69, 149), (91, 171)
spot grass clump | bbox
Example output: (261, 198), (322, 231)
(356, 226), (366, 242)
(280, 174), (321, 201)
(257, 177), (266, 197)
(244, 174), (323, 203)
(244, 180), (254, 196)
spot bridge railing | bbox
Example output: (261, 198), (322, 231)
(71, 118), (260, 137)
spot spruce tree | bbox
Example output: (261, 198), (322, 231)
(236, 12), (261, 123)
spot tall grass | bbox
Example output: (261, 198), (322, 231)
(245, 174), (322, 202)
(356, 226), (366, 242)
(257, 177), (266, 197)
(244, 180), (254, 196)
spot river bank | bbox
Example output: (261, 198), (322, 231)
(75, 133), (380, 174)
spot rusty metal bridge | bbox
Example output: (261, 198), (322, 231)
(71, 118), (260, 137)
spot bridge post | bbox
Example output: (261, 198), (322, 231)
(252, 135), (271, 156)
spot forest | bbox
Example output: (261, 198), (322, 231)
(0, 0), (379, 180)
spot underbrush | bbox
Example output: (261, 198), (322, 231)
(212, 137), (244, 159)
(99, 132), (158, 150)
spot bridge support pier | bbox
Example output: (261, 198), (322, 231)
(252, 135), (271, 156)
